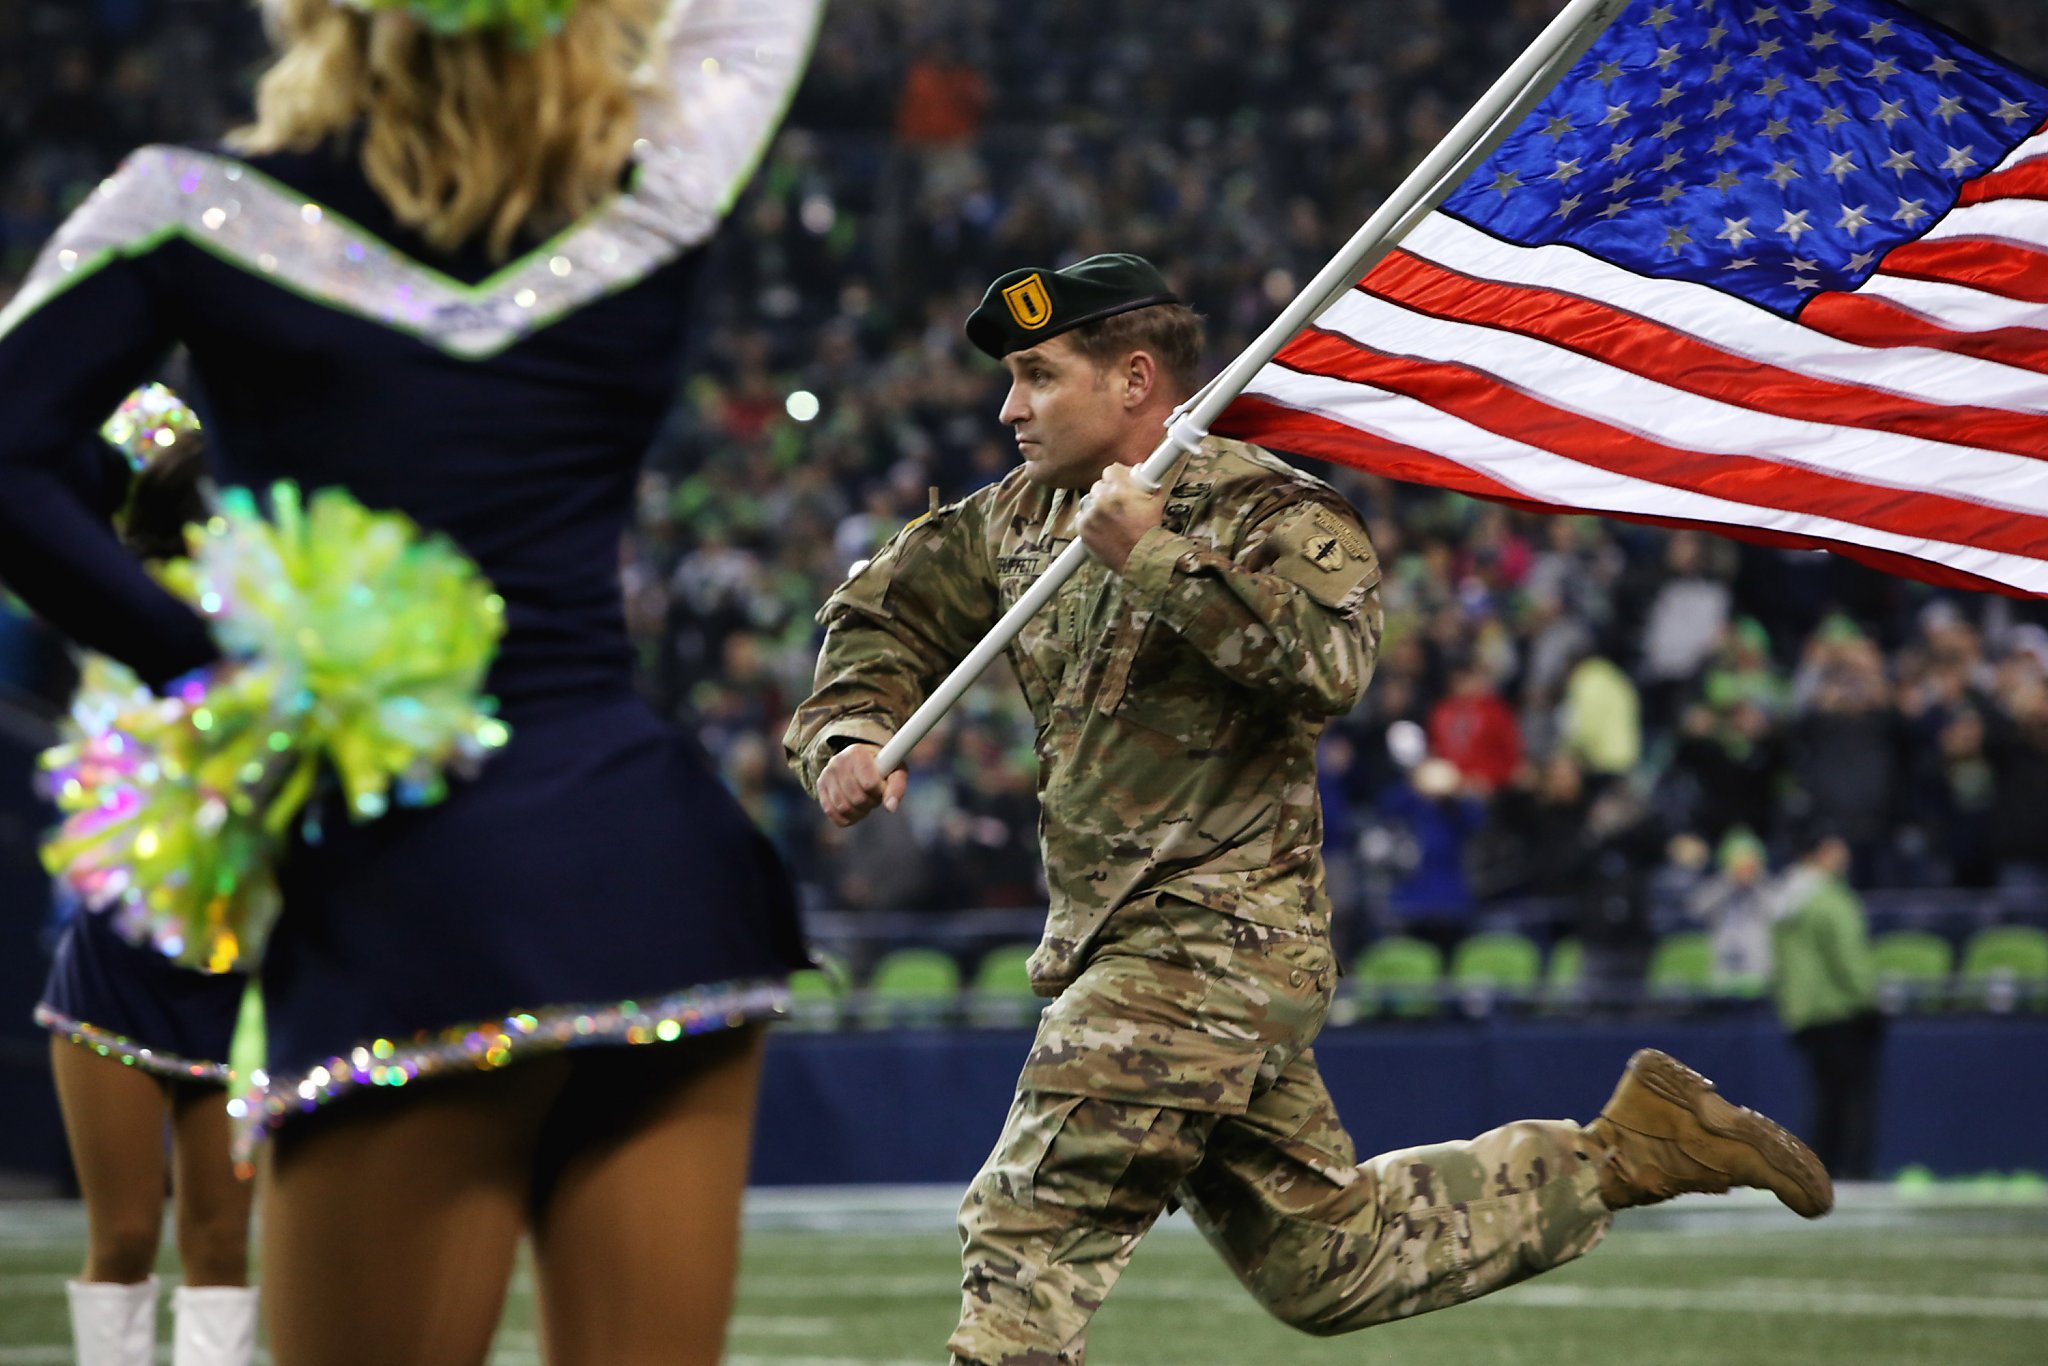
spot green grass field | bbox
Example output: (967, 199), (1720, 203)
(3, 1187), (2044, 1364)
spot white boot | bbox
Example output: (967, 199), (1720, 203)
(172, 1285), (260, 1366)
(65, 1276), (159, 1366)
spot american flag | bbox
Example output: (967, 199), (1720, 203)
(1215, 0), (2048, 595)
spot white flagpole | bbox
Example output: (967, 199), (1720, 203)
(874, 0), (1626, 776)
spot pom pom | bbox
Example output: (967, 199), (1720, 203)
(42, 484), (508, 970)
(100, 382), (203, 472)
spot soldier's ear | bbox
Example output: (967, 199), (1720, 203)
(1122, 351), (1156, 409)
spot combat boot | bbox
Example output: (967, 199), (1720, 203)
(1583, 1048), (1833, 1218)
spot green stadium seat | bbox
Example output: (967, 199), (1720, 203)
(1958, 925), (2048, 1013)
(1871, 930), (1954, 1014)
(859, 947), (962, 1028)
(1646, 932), (1715, 1004)
(784, 954), (853, 1031)
(1449, 931), (1542, 1012)
(1353, 936), (1444, 1018)
(1542, 936), (1585, 1011)
(966, 943), (1043, 1027)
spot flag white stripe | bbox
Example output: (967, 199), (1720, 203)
(1992, 129), (2048, 171)
(1405, 216), (2048, 414)
(1240, 366), (2048, 592)
(1916, 196), (2048, 253)
(1847, 271), (2048, 332)
(1313, 289), (2048, 514)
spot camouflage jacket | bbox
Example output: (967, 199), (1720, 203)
(784, 437), (1383, 994)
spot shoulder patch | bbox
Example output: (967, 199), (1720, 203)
(1262, 502), (1381, 612)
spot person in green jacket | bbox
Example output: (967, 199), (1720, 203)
(1771, 833), (1885, 1180)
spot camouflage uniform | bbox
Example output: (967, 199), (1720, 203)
(786, 437), (1611, 1365)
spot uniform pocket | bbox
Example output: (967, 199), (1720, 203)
(1022, 1014), (1265, 1114)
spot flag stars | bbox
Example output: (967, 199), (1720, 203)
(1816, 105), (1852, 130)
(1882, 147), (1919, 176)
(1656, 149), (1687, 173)
(1604, 172), (1638, 195)
(1761, 117), (1794, 141)
(1824, 151), (1858, 183)
(1663, 224), (1694, 253)
(1604, 138), (1637, 163)
(1600, 102), (1633, 127)
(1750, 6), (1781, 24)
(1709, 59), (1735, 85)
(1766, 159), (1802, 188)
(1550, 157), (1585, 184)
(1489, 169), (1525, 197)
(1942, 146), (1979, 175)
(1598, 201), (1633, 220)
(1873, 99), (1907, 127)
(1933, 95), (1966, 124)
(1778, 208), (1815, 241)
(1655, 83), (1687, 108)
(1551, 194), (1584, 221)
(1863, 19), (1896, 42)
(1790, 275), (1824, 293)
(1594, 60), (1627, 86)
(1710, 133), (1741, 156)
(1645, 4), (1679, 29)
(1866, 57), (1899, 84)
(1725, 257), (1759, 271)
(1654, 47), (1684, 74)
(1757, 73), (1792, 100)
(1807, 66), (1844, 90)
(1752, 38), (1786, 60)
(1800, 0), (1835, 15)
(1710, 168), (1744, 192)
(1543, 114), (1576, 139)
(1704, 23), (1730, 50)
(1709, 96), (1738, 119)
(1655, 117), (1688, 140)
(1926, 55), (1961, 77)
(1718, 216), (1757, 248)
(1893, 197), (1930, 226)
(1994, 100), (2032, 126)
(1656, 184), (1687, 206)
(1847, 249), (1878, 271)
(1806, 30), (1840, 52)
(1836, 204), (1872, 237)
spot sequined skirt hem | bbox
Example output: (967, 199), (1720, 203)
(233, 977), (790, 1156)
(34, 1002), (233, 1084)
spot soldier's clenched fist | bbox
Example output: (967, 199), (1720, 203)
(816, 741), (908, 827)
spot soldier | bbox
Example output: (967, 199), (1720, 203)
(784, 254), (1833, 1366)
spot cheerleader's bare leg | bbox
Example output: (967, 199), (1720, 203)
(260, 1056), (574, 1366)
(168, 1079), (256, 1284)
(50, 1036), (173, 1285)
(528, 1026), (767, 1366)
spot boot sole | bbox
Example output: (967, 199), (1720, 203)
(1627, 1049), (1835, 1219)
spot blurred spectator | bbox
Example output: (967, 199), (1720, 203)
(1684, 827), (1772, 995)
(1426, 661), (1521, 795)
(1373, 756), (1485, 954)
(1769, 833), (1883, 1181)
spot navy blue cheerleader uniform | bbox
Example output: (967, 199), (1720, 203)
(0, 0), (821, 1140)
(37, 905), (243, 1085)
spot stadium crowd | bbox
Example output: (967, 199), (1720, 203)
(7, 0), (2048, 963)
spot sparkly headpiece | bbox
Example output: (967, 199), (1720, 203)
(335, 0), (580, 48)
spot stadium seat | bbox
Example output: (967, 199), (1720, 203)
(966, 943), (1043, 1027)
(1542, 936), (1585, 1011)
(1353, 936), (1444, 1017)
(785, 955), (852, 1031)
(1449, 931), (1542, 1013)
(1870, 930), (1954, 1014)
(1958, 925), (2048, 1013)
(1646, 932), (1715, 1004)
(859, 948), (963, 1028)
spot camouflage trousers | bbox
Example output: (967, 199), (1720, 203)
(951, 898), (1611, 1366)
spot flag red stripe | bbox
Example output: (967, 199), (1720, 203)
(1797, 292), (2048, 375)
(1958, 158), (2048, 205)
(1266, 331), (2048, 559)
(1215, 396), (2038, 599)
(1877, 238), (2048, 304)
(1360, 251), (2048, 461)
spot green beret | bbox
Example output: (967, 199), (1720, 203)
(965, 253), (1181, 360)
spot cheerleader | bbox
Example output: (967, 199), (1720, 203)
(0, 2), (821, 1363)
(34, 396), (256, 1366)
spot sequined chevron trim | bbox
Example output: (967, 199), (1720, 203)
(33, 1002), (232, 1084)
(230, 977), (790, 1144)
(0, 0), (822, 359)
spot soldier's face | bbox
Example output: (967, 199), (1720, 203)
(999, 337), (1129, 489)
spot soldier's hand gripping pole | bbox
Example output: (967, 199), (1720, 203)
(872, 0), (1624, 777)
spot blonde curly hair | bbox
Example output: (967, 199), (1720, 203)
(233, 0), (664, 259)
